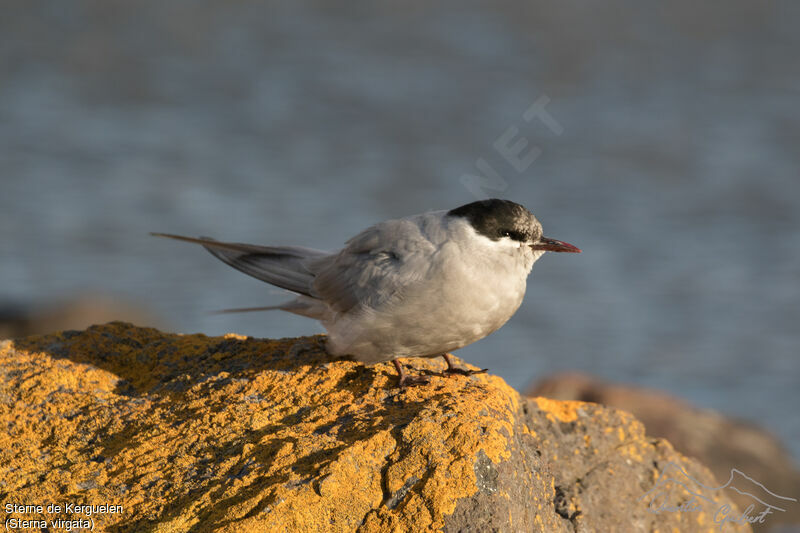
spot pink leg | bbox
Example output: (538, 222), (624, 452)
(392, 359), (431, 388)
(440, 353), (488, 377)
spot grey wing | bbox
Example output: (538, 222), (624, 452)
(307, 219), (436, 314)
(151, 233), (330, 297)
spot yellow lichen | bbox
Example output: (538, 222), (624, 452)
(533, 396), (584, 423)
(0, 323), (522, 532)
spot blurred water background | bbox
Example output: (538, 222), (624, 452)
(1, 2), (798, 459)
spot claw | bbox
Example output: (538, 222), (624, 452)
(398, 374), (431, 388)
(441, 367), (488, 377)
(440, 353), (488, 378)
(392, 359), (431, 389)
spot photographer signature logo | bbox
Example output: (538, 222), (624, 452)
(638, 461), (797, 529)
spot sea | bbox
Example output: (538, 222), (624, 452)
(1, 1), (798, 460)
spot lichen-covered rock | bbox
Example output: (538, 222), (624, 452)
(0, 323), (750, 532)
(528, 373), (800, 532)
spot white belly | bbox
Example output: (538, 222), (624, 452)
(325, 241), (538, 363)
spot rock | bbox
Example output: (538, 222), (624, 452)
(0, 294), (162, 339)
(528, 373), (800, 532)
(1, 323), (751, 532)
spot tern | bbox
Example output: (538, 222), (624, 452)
(153, 199), (580, 387)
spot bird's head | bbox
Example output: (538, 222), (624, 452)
(448, 198), (581, 253)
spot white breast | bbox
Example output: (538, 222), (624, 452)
(324, 217), (539, 363)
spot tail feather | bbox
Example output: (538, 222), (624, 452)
(212, 297), (327, 320)
(211, 305), (284, 314)
(151, 232), (329, 297)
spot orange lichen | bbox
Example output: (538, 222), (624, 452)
(533, 396), (584, 423)
(0, 323), (520, 532)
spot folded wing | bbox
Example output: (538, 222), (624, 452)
(308, 218), (436, 314)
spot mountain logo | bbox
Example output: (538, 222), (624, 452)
(638, 461), (797, 529)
